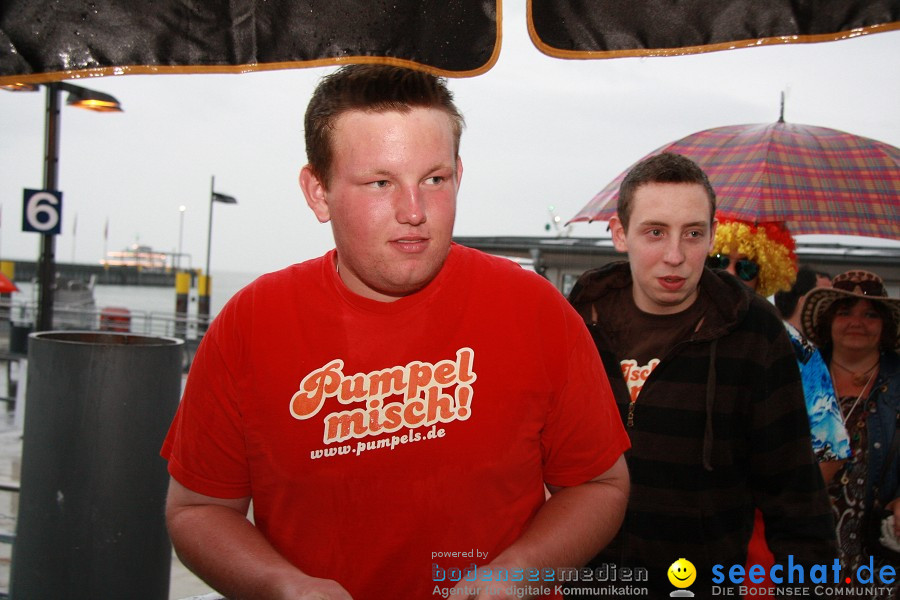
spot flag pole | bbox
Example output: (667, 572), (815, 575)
(70, 212), (77, 262)
(103, 218), (109, 267)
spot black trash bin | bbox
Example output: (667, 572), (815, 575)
(10, 331), (183, 600)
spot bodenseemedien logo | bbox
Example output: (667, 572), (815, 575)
(668, 558), (696, 597)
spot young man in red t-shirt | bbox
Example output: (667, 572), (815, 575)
(163, 65), (629, 600)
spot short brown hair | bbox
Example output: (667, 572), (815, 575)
(774, 265), (818, 319)
(617, 152), (716, 230)
(304, 64), (465, 187)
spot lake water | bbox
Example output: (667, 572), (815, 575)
(10, 270), (261, 320)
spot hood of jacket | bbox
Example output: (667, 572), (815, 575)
(569, 261), (756, 341)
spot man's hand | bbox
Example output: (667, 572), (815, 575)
(166, 478), (354, 600)
(445, 455), (629, 600)
(886, 498), (900, 538)
(276, 575), (354, 600)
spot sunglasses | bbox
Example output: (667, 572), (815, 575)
(833, 279), (886, 297)
(706, 254), (760, 282)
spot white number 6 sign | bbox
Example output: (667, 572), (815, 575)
(23, 189), (63, 235)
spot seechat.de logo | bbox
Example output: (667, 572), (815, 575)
(668, 558), (696, 597)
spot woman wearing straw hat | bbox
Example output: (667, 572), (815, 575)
(803, 270), (900, 587)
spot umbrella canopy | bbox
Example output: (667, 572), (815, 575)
(2, 2), (897, 84)
(0, 272), (18, 293)
(0, 0), (501, 83)
(569, 121), (900, 240)
(529, 2), (900, 59)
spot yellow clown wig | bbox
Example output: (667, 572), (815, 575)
(711, 219), (797, 297)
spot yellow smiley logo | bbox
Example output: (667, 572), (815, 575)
(668, 558), (696, 588)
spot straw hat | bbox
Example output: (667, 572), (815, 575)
(802, 270), (900, 350)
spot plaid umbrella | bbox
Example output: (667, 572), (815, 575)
(569, 120), (900, 239)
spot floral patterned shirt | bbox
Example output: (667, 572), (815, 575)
(785, 322), (852, 461)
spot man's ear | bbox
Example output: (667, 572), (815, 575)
(299, 165), (330, 223)
(610, 215), (628, 253)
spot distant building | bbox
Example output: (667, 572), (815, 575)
(453, 235), (900, 298)
(102, 244), (170, 271)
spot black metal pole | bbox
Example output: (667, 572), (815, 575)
(205, 175), (214, 280)
(198, 176), (214, 330)
(37, 83), (61, 332)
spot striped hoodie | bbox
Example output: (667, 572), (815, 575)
(568, 262), (837, 599)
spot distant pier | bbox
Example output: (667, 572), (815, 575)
(5, 260), (198, 287)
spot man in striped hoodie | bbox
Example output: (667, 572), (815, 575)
(568, 152), (836, 598)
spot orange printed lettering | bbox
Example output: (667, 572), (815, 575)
(404, 399), (426, 427)
(293, 349), (478, 442)
(324, 410), (366, 441)
(408, 362), (434, 400)
(426, 386), (455, 422)
(457, 348), (476, 384)
(619, 358), (660, 402)
(383, 403), (403, 430)
(433, 361), (455, 385)
(290, 360), (344, 419)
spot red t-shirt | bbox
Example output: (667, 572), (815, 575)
(162, 244), (628, 599)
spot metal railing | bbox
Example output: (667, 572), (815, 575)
(2, 300), (204, 340)
(0, 298), (205, 374)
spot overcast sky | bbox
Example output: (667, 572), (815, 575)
(1, 3), (898, 278)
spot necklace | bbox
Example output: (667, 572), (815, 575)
(833, 364), (878, 427)
(831, 358), (879, 387)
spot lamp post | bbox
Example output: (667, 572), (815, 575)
(177, 205), (186, 271)
(199, 176), (237, 328)
(36, 84), (62, 333)
(13, 81), (123, 332)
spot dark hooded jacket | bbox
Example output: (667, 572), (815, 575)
(568, 262), (837, 599)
